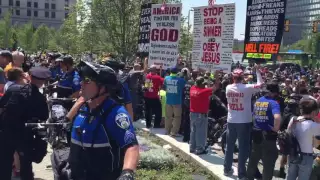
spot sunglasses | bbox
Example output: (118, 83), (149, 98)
(82, 77), (93, 84)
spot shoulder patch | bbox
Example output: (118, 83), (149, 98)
(115, 113), (130, 130)
(73, 77), (80, 85)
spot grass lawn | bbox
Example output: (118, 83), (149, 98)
(135, 130), (220, 180)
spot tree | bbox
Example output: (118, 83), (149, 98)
(17, 22), (34, 51)
(32, 24), (50, 50)
(57, 11), (81, 54)
(91, 0), (143, 60)
(0, 11), (14, 48)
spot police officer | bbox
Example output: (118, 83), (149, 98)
(48, 53), (63, 82)
(55, 55), (81, 99)
(247, 82), (282, 180)
(102, 58), (133, 120)
(68, 61), (139, 180)
(0, 66), (51, 180)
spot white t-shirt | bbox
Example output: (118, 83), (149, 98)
(226, 83), (261, 123)
(289, 117), (320, 153)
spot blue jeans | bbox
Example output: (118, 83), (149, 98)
(224, 122), (252, 178)
(286, 155), (314, 180)
(190, 112), (208, 152)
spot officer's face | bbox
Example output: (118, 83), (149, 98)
(80, 77), (99, 100)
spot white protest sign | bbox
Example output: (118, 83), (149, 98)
(192, 4), (235, 73)
(232, 53), (243, 63)
(148, 3), (182, 69)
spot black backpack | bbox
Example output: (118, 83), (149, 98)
(278, 117), (311, 160)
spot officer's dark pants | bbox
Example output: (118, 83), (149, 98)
(69, 144), (121, 180)
(182, 106), (190, 142)
(0, 130), (34, 180)
(144, 97), (162, 127)
(247, 132), (278, 180)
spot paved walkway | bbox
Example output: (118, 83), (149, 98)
(134, 120), (286, 180)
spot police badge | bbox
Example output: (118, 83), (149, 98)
(115, 113), (130, 130)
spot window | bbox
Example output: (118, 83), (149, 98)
(16, 0), (20, 6)
(27, 1), (31, 7)
(34, 2), (38, 8)
(45, 11), (49, 18)
(65, 12), (69, 18)
(51, 4), (56, 9)
(27, 10), (31, 16)
(0, 8), (1, 15)
(0, 0), (2, 5)
(15, 9), (20, 15)
(34, 11), (38, 17)
(9, 0), (13, 6)
(45, 3), (49, 9)
(51, 12), (55, 18)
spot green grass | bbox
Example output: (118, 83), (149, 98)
(135, 130), (220, 180)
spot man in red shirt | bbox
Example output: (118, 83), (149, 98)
(144, 65), (163, 128)
(189, 76), (217, 155)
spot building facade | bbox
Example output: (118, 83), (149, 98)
(283, 0), (320, 46)
(0, 0), (77, 29)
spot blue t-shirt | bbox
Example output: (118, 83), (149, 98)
(58, 70), (81, 92)
(164, 75), (186, 105)
(253, 96), (280, 131)
(71, 98), (137, 148)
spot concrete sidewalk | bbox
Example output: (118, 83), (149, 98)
(134, 120), (239, 180)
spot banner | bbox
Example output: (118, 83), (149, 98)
(244, 0), (287, 62)
(192, 4), (235, 73)
(148, 3), (182, 69)
(137, 2), (152, 58)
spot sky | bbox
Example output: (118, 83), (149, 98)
(181, 0), (246, 40)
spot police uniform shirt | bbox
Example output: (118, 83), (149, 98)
(58, 70), (81, 92)
(253, 96), (280, 131)
(50, 66), (62, 80)
(117, 71), (132, 105)
(71, 98), (138, 148)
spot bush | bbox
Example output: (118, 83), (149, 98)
(137, 136), (177, 170)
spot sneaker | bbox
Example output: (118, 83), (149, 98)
(224, 169), (234, 176)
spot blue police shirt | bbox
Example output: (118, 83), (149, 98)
(58, 70), (81, 92)
(253, 96), (280, 131)
(164, 75), (186, 105)
(50, 66), (62, 80)
(121, 82), (132, 104)
(71, 98), (137, 148)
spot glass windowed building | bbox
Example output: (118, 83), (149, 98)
(283, 0), (320, 45)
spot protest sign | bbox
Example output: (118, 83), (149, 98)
(137, 2), (153, 58)
(244, 0), (287, 63)
(148, 3), (182, 69)
(192, 4), (235, 73)
(232, 52), (244, 63)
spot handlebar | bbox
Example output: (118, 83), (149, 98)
(48, 98), (75, 102)
(25, 123), (69, 128)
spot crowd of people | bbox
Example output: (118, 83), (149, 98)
(1, 48), (320, 180)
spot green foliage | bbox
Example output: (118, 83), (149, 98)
(137, 136), (177, 169)
(0, 0), (192, 59)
